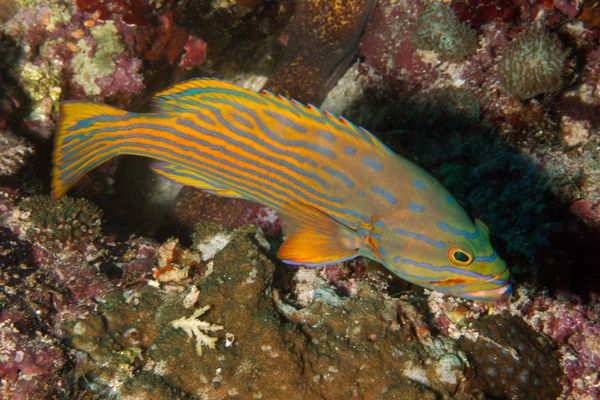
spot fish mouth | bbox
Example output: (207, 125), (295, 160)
(462, 281), (512, 301)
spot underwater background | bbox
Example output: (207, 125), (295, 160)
(0, 0), (599, 399)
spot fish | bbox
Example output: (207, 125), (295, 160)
(51, 78), (511, 301)
(265, 0), (377, 104)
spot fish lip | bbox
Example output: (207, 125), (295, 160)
(463, 281), (512, 301)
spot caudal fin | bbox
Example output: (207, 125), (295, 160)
(52, 102), (130, 200)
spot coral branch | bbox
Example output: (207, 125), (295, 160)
(171, 305), (223, 356)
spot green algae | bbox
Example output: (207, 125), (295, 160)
(18, 58), (62, 123)
(72, 21), (124, 96)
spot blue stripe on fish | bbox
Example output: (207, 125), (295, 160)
(60, 125), (344, 209)
(394, 227), (445, 247)
(246, 107), (337, 159)
(475, 252), (497, 262)
(263, 109), (308, 133)
(230, 112), (254, 130)
(438, 222), (479, 239)
(192, 97), (339, 160)
(163, 86), (268, 106)
(322, 166), (354, 188)
(400, 258), (495, 281)
(180, 100), (319, 167)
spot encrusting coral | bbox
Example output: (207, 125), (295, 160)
(412, 2), (478, 62)
(497, 30), (570, 99)
(17, 195), (102, 251)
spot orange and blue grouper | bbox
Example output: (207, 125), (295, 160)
(51, 78), (511, 301)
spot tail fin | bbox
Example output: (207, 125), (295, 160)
(52, 102), (130, 200)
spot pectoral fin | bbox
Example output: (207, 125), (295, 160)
(277, 202), (360, 266)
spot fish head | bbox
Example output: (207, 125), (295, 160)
(378, 192), (511, 301)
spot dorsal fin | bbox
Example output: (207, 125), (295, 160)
(153, 78), (269, 114)
(152, 77), (392, 154)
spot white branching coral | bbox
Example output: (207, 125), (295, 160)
(171, 305), (223, 356)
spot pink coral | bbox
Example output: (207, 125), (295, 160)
(179, 35), (208, 69)
(0, 321), (66, 400)
(94, 51), (145, 99)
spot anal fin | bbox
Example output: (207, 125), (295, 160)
(277, 202), (360, 266)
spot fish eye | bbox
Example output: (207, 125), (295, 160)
(448, 246), (473, 266)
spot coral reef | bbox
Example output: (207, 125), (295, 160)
(174, 186), (282, 238)
(0, 0), (599, 398)
(497, 30), (570, 99)
(1, 180), (598, 398)
(457, 314), (562, 399)
(70, 20), (143, 97)
(427, 286), (600, 400)
(0, 320), (67, 400)
(412, 2), (478, 63)
(17, 195), (102, 251)
(173, 0), (292, 72)
(75, 0), (166, 25)
(509, 288), (600, 399)
(171, 305), (223, 356)
(0, 131), (33, 176)
(63, 225), (476, 399)
(1, 0), (145, 132)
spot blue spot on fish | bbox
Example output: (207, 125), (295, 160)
(357, 191), (365, 197)
(364, 156), (383, 172)
(344, 146), (356, 155)
(372, 186), (397, 205)
(408, 203), (425, 212)
(413, 179), (425, 190)
(316, 129), (335, 142)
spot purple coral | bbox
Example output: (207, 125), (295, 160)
(511, 290), (600, 399)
